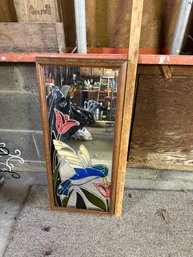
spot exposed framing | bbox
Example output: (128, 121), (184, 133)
(2, 52), (193, 64)
(36, 55), (127, 216)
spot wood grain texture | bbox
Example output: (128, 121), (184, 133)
(85, 0), (179, 49)
(114, 0), (144, 217)
(0, 0), (181, 49)
(129, 74), (193, 170)
(0, 0), (182, 48)
(0, 0), (17, 22)
(160, 65), (172, 80)
(163, 0), (181, 49)
(0, 23), (64, 52)
(55, 22), (66, 53)
(2, 53), (193, 65)
(110, 61), (127, 215)
(13, 0), (61, 22)
(36, 62), (55, 209)
(61, 0), (76, 48)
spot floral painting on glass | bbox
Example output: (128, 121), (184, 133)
(45, 65), (118, 212)
(36, 57), (127, 215)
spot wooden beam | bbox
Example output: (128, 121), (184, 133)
(55, 22), (66, 53)
(1, 52), (193, 64)
(138, 54), (193, 65)
(114, 0), (144, 217)
(160, 65), (172, 80)
(0, 53), (128, 62)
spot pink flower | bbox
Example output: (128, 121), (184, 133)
(55, 109), (79, 135)
(93, 182), (111, 198)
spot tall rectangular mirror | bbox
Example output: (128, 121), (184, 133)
(36, 56), (127, 215)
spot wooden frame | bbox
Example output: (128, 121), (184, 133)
(36, 55), (127, 216)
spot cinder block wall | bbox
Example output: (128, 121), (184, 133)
(0, 63), (46, 172)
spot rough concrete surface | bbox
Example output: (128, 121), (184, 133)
(0, 131), (39, 161)
(0, 180), (30, 257)
(3, 183), (193, 257)
(0, 92), (41, 130)
(0, 64), (37, 92)
(0, 172), (47, 257)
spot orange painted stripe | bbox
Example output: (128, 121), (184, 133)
(0, 50), (192, 65)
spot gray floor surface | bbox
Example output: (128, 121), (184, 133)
(3, 183), (193, 257)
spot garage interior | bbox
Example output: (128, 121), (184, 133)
(1, 0), (193, 256)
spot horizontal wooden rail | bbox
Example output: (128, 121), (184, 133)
(0, 52), (193, 65)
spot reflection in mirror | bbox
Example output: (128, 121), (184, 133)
(45, 66), (119, 212)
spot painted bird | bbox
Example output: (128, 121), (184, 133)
(53, 140), (109, 196)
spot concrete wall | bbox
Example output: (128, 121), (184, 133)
(0, 63), (46, 172)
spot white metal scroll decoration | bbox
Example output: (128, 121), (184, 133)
(0, 142), (24, 178)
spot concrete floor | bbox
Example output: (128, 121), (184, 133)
(1, 169), (193, 256)
(0, 172), (46, 257)
(1, 128), (193, 256)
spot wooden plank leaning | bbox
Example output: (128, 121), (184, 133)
(114, 0), (144, 217)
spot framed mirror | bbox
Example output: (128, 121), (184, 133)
(36, 55), (127, 215)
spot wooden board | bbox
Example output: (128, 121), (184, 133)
(13, 0), (62, 22)
(163, 0), (181, 49)
(0, 0), (17, 22)
(0, 0), (182, 49)
(114, 0), (144, 217)
(0, 23), (65, 53)
(2, 53), (193, 64)
(61, 0), (76, 48)
(129, 74), (193, 171)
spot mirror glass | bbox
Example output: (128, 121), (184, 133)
(45, 65), (119, 212)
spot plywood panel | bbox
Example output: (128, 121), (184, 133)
(0, 23), (65, 52)
(86, 0), (180, 49)
(129, 74), (193, 170)
(13, 0), (62, 22)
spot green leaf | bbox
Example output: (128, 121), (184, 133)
(76, 192), (87, 209)
(62, 190), (74, 207)
(80, 188), (106, 211)
(52, 163), (59, 185)
(52, 162), (60, 206)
